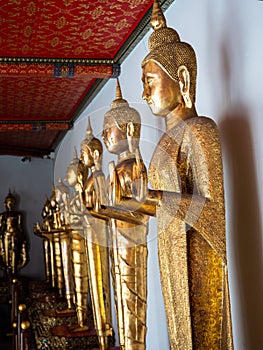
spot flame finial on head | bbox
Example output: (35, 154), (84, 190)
(80, 117), (103, 157)
(110, 78), (129, 109)
(86, 116), (92, 136)
(73, 146), (78, 161)
(116, 78), (122, 100)
(150, 0), (167, 30)
(81, 116), (95, 146)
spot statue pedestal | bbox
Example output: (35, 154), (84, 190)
(42, 307), (76, 318)
(50, 323), (99, 349)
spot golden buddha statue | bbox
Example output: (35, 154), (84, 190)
(0, 191), (28, 277)
(55, 177), (70, 226)
(101, 79), (149, 350)
(47, 185), (65, 297)
(50, 185), (63, 230)
(34, 190), (63, 294)
(65, 148), (89, 331)
(134, 0), (233, 348)
(34, 196), (54, 286)
(79, 117), (112, 350)
(54, 177), (75, 311)
(41, 196), (53, 232)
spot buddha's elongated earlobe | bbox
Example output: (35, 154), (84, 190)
(178, 65), (192, 109)
(93, 149), (100, 170)
(127, 121), (135, 153)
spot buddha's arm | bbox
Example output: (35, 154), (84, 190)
(159, 118), (226, 262)
(17, 242), (28, 270)
(107, 155), (156, 215)
(131, 150), (148, 202)
(117, 118), (226, 261)
(93, 170), (108, 208)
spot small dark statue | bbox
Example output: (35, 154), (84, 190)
(0, 191), (28, 277)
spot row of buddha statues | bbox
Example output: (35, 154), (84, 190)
(34, 78), (148, 349)
(10, 1), (234, 349)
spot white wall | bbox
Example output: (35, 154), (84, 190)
(54, 0), (263, 349)
(0, 155), (53, 279)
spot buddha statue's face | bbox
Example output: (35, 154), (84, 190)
(80, 146), (94, 168)
(50, 195), (57, 208)
(65, 166), (78, 187)
(5, 197), (15, 211)
(142, 60), (181, 117)
(55, 189), (62, 203)
(102, 116), (128, 155)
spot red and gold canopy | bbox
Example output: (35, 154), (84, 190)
(0, 0), (174, 157)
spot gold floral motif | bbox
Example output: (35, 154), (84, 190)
(116, 19), (129, 32)
(26, 2), (36, 16)
(24, 26), (32, 38)
(82, 28), (93, 40)
(90, 5), (105, 20)
(21, 44), (30, 55)
(55, 16), (67, 29)
(104, 39), (116, 49)
(51, 37), (60, 47)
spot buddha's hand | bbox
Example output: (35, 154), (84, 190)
(131, 149), (148, 202)
(18, 243), (28, 270)
(108, 161), (121, 207)
(93, 171), (108, 210)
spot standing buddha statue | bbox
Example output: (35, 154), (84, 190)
(79, 117), (112, 350)
(136, 0), (233, 348)
(101, 79), (149, 350)
(55, 177), (75, 311)
(65, 148), (89, 331)
(0, 191), (28, 277)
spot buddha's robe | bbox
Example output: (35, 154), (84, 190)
(149, 116), (233, 350)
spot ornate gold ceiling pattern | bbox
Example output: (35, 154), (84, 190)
(0, 0), (151, 59)
(0, 0), (174, 157)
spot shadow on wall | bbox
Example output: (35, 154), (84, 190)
(214, 2), (263, 346)
(220, 112), (263, 350)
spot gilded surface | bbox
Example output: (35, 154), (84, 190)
(65, 149), (89, 330)
(80, 118), (112, 350)
(0, 191), (28, 276)
(70, 228), (89, 328)
(102, 80), (148, 350)
(139, 1), (233, 348)
(109, 157), (148, 350)
(55, 178), (75, 310)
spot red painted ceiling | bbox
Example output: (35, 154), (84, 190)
(0, 0), (174, 158)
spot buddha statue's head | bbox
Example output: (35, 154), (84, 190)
(141, 0), (197, 116)
(66, 147), (86, 189)
(80, 116), (103, 169)
(5, 191), (16, 211)
(50, 183), (59, 209)
(55, 177), (70, 204)
(42, 196), (51, 215)
(102, 78), (141, 155)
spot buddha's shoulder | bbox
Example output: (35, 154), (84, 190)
(186, 116), (218, 128)
(185, 116), (219, 135)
